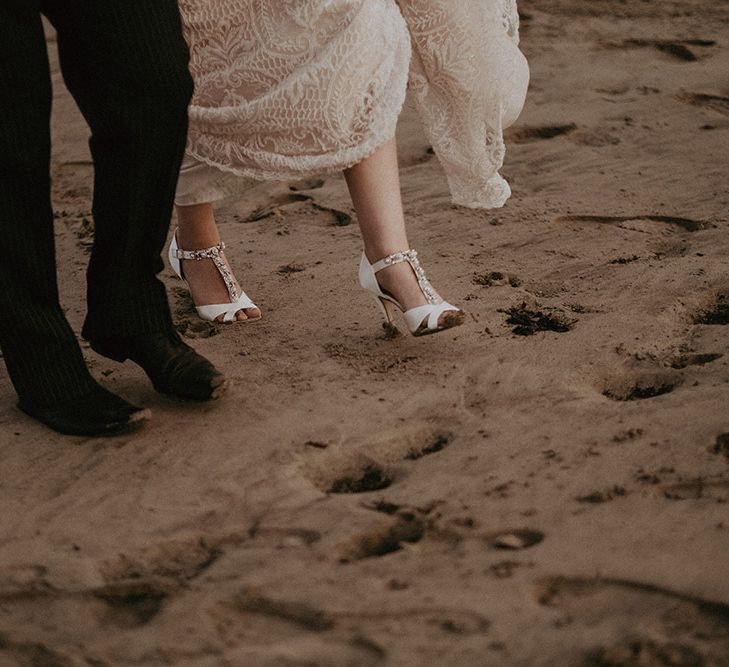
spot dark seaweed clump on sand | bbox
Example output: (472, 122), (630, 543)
(502, 303), (575, 336)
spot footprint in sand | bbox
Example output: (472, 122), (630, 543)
(709, 434), (729, 462)
(221, 587), (490, 664)
(670, 352), (723, 369)
(659, 478), (729, 501)
(298, 423), (454, 561)
(400, 433), (452, 462)
(238, 598), (491, 639)
(222, 589), (491, 667)
(170, 286), (222, 338)
(348, 499), (544, 560)
(241, 191), (352, 226)
(328, 464), (393, 494)
(338, 509), (426, 562)
(618, 38), (716, 62)
(234, 589), (336, 631)
(505, 123), (577, 143)
(679, 93), (729, 117)
(0, 635), (78, 667)
(601, 369), (682, 402)
(693, 291), (729, 326)
(98, 535), (222, 585)
(0, 576), (170, 631)
(299, 421), (454, 494)
(0, 540), (224, 643)
(239, 192), (312, 222)
(90, 536), (225, 628)
(603, 289), (727, 403)
(536, 576), (729, 664)
(648, 237), (693, 259)
(359, 421), (454, 466)
(217, 591), (386, 666)
(310, 201), (353, 226)
(311, 455), (394, 495)
(92, 579), (170, 628)
(507, 122), (625, 147)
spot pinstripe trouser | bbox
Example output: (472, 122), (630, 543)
(0, 1), (193, 407)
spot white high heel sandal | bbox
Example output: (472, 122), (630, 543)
(168, 230), (260, 323)
(359, 249), (465, 336)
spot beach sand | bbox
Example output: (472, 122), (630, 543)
(1, 1), (729, 665)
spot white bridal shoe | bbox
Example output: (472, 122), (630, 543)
(168, 230), (260, 323)
(359, 249), (465, 336)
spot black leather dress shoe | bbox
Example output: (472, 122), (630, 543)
(89, 331), (228, 401)
(19, 386), (150, 437)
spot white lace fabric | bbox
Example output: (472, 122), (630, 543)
(177, 0), (529, 210)
(399, 0), (529, 208)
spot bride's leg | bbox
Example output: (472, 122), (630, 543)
(344, 138), (454, 319)
(175, 203), (261, 322)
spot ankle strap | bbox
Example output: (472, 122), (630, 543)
(370, 249), (418, 274)
(173, 240), (226, 261)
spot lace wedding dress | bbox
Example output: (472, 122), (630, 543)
(176, 0), (529, 209)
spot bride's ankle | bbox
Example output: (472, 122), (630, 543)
(175, 203), (218, 248)
(177, 228), (221, 250)
(375, 261), (435, 310)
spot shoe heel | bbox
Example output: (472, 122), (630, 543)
(378, 297), (401, 336)
(361, 249), (464, 337)
(377, 297), (396, 324)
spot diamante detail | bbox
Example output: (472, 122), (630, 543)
(377, 249), (439, 305)
(175, 241), (240, 302)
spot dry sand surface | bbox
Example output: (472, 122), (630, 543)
(2, 1), (729, 665)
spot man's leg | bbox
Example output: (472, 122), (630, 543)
(42, 0), (194, 340)
(0, 3), (98, 408)
(43, 1), (227, 402)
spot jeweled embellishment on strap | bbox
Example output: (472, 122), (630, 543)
(173, 240), (226, 261)
(174, 241), (240, 302)
(374, 249), (439, 305)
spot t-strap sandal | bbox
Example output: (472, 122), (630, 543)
(168, 230), (260, 323)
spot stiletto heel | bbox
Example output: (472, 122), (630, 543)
(378, 297), (396, 324)
(377, 297), (400, 336)
(168, 229), (260, 324)
(359, 250), (465, 336)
